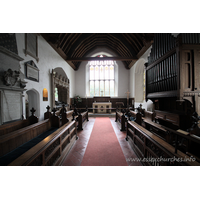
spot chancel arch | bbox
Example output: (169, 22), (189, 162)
(51, 67), (70, 110)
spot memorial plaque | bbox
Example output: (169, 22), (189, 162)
(25, 60), (39, 82)
(27, 63), (39, 81)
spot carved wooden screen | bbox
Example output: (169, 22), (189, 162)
(146, 33), (177, 99)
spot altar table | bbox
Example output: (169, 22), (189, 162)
(92, 102), (112, 113)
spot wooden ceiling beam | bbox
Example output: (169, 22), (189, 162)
(109, 33), (136, 54)
(66, 61), (77, 70)
(131, 34), (143, 49)
(107, 34), (133, 57)
(66, 33), (94, 56)
(123, 33), (140, 52)
(60, 33), (70, 49)
(72, 34), (100, 57)
(71, 34), (134, 59)
(63, 33), (77, 52)
(77, 37), (121, 58)
(66, 57), (137, 61)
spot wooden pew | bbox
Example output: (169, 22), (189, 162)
(143, 119), (170, 142)
(0, 107), (38, 137)
(8, 120), (77, 166)
(77, 110), (89, 130)
(44, 105), (52, 119)
(0, 109), (60, 160)
(141, 110), (170, 142)
(44, 105), (74, 126)
(0, 119), (51, 157)
(126, 120), (200, 166)
(129, 110), (142, 125)
(143, 110), (155, 122)
(163, 126), (200, 159)
(115, 111), (126, 131)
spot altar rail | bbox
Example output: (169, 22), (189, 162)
(77, 110), (89, 130)
(8, 120), (77, 166)
(115, 111), (126, 131)
(126, 121), (199, 166)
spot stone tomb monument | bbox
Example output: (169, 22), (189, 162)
(0, 46), (26, 125)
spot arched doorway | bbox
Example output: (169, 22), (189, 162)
(26, 89), (40, 118)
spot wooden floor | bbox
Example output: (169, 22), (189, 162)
(61, 117), (142, 166)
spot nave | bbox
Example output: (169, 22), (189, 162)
(62, 117), (142, 166)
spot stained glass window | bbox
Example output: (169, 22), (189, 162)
(89, 55), (115, 96)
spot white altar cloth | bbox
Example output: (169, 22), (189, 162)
(92, 102), (112, 113)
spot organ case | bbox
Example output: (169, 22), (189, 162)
(145, 33), (200, 131)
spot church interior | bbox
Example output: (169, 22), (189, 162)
(2, 1), (200, 198)
(0, 33), (200, 167)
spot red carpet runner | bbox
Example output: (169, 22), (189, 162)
(81, 117), (128, 166)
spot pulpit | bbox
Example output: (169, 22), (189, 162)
(93, 102), (112, 113)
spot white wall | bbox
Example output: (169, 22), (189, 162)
(75, 47), (129, 98)
(15, 34), (75, 121)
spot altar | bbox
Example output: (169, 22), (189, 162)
(93, 102), (112, 113)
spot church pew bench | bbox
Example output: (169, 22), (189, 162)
(66, 110), (74, 121)
(0, 119), (30, 136)
(0, 125), (59, 166)
(126, 121), (200, 166)
(142, 119), (170, 143)
(0, 113), (38, 137)
(0, 112), (60, 158)
(140, 110), (170, 142)
(129, 110), (142, 125)
(143, 110), (155, 122)
(163, 126), (200, 159)
(77, 110), (89, 130)
(115, 111), (127, 131)
(0, 119), (51, 157)
(58, 110), (74, 126)
(8, 120), (77, 166)
(44, 106), (74, 126)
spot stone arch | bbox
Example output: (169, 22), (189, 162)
(132, 47), (154, 111)
(51, 67), (70, 109)
(134, 58), (146, 103)
(26, 88), (40, 118)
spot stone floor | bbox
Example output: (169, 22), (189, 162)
(61, 117), (142, 166)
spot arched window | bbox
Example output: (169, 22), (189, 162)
(89, 55), (115, 96)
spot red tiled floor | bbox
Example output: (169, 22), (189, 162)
(61, 117), (142, 166)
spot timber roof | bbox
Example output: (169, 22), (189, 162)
(41, 33), (154, 70)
